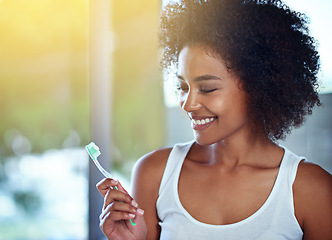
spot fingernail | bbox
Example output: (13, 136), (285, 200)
(131, 200), (138, 207)
(110, 179), (118, 185)
(128, 213), (135, 218)
(137, 208), (144, 215)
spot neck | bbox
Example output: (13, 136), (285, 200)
(200, 131), (283, 169)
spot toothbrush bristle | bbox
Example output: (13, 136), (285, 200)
(86, 142), (101, 159)
(93, 151), (101, 158)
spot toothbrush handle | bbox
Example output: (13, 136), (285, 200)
(92, 157), (113, 179)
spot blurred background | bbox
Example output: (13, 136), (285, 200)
(0, 0), (331, 239)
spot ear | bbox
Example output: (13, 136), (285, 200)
(231, 72), (245, 91)
(237, 79), (245, 91)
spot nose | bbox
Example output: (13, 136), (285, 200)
(180, 90), (201, 112)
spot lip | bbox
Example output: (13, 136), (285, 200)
(190, 116), (217, 131)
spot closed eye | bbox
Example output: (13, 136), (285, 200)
(201, 88), (218, 93)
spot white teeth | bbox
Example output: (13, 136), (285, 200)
(192, 118), (215, 125)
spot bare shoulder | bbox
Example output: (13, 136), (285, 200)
(294, 161), (332, 195)
(131, 147), (173, 240)
(132, 147), (173, 188)
(294, 161), (332, 239)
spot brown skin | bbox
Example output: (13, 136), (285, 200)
(97, 45), (332, 240)
(96, 179), (147, 240)
(293, 162), (332, 239)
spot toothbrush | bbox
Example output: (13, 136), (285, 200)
(85, 142), (136, 226)
(85, 142), (112, 178)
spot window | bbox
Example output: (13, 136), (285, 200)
(0, 0), (89, 239)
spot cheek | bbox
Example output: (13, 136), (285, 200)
(207, 92), (233, 112)
(210, 98), (224, 113)
(214, 92), (249, 119)
(228, 93), (249, 119)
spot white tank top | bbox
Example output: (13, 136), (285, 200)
(157, 141), (304, 240)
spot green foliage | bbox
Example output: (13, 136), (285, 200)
(0, 0), (165, 168)
(0, 0), (89, 156)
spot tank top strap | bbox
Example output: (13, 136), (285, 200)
(278, 146), (306, 187)
(158, 141), (195, 196)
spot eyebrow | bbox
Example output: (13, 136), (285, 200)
(176, 74), (221, 82)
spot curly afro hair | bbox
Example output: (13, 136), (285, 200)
(159, 0), (321, 141)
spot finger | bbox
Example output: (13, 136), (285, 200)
(115, 181), (129, 194)
(103, 187), (137, 211)
(99, 211), (135, 234)
(101, 200), (144, 222)
(100, 201), (138, 220)
(96, 178), (119, 197)
(114, 181), (143, 211)
(100, 211), (136, 233)
(100, 206), (136, 226)
(99, 211), (111, 233)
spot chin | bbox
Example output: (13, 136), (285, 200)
(193, 131), (228, 146)
(193, 135), (216, 146)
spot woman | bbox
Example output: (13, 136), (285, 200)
(97, 0), (332, 239)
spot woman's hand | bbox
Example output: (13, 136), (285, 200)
(97, 178), (147, 240)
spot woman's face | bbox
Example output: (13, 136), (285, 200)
(177, 45), (250, 145)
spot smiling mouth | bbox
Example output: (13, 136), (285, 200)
(191, 117), (215, 125)
(190, 117), (217, 130)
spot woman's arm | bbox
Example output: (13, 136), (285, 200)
(294, 162), (332, 239)
(131, 148), (172, 240)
